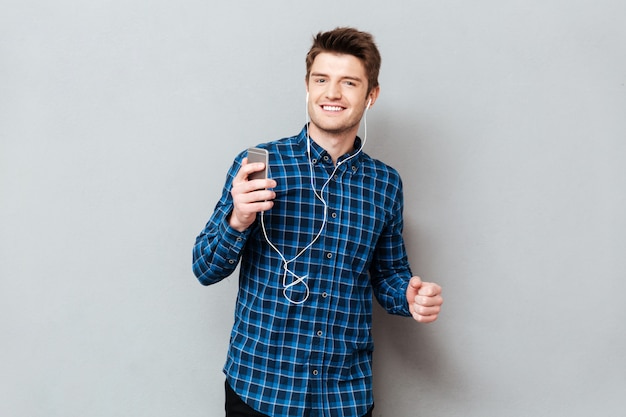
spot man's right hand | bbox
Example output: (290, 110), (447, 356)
(229, 157), (277, 232)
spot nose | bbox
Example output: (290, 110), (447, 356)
(325, 82), (342, 100)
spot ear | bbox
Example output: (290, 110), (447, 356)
(304, 77), (310, 101)
(366, 85), (381, 108)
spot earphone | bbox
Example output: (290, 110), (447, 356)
(260, 91), (371, 305)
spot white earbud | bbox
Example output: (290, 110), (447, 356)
(306, 92), (309, 103)
(367, 98), (372, 109)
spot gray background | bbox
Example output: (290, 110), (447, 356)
(1, 1), (625, 416)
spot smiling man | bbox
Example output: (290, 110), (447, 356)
(306, 51), (379, 158)
(193, 27), (443, 417)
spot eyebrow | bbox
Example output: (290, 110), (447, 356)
(310, 72), (364, 83)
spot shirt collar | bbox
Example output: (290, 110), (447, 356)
(296, 124), (364, 170)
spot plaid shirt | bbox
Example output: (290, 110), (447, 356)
(193, 126), (412, 417)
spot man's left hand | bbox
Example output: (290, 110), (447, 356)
(406, 276), (443, 323)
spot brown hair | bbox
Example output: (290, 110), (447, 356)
(305, 27), (381, 93)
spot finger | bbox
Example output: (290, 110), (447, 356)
(414, 294), (444, 308)
(234, 158), (266, 184)
(417, 282), (442, 297)
(411, 304), (441, 323)
(411, 311), (439, 324)
(233, 178), (275, 198)
(246, 188), (277, 203)
(243, 161), (267, 179)
(241, 200), (274, 213)
(247, 178), (277, 191)
(413, 304), (441, 316)
(233, 188), (276, 208)
(233, 158), (250, 184)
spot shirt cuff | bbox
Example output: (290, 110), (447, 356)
(397, 279), (412, 317)
(216, 217), (251, 266)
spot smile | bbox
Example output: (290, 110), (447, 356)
(322, 105), (344, 112)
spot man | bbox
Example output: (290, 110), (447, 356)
(193, 27), (443, 417)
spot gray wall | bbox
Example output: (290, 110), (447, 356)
(1, 1), (624, 416)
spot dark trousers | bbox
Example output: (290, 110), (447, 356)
(225, 381), (373, 417)
(225, 381), (269, 417)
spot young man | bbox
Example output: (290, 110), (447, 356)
(193, 27), (443, 417)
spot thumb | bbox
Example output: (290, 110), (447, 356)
(406, 276), (423, 301)
(409, 276), (423, 290)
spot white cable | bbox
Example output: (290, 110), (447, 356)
(260, 96), (370, 305)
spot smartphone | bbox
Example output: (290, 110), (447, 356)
(247, 147), (269, 181)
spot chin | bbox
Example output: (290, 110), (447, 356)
(311, 117), (360, 136)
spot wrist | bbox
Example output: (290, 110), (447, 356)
(228, 212), (250, 232)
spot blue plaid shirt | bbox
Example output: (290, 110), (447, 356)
(193, 126), (412, 417)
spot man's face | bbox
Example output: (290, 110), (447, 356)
(306, 52), (378, 140)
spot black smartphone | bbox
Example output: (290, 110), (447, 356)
(247, 147), (269, 181)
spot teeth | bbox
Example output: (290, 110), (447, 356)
(323, 105), (343, 112)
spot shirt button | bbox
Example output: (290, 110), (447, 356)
(331, 212), (337, 219)
(352, 165), (357, 172)
(236, 237), (243, 242)
(228, 259), (236, 264)
(326, 253), (333, 259)
(317, 330), (323, 337)
(321, 292), (328, 298)
(312, 370), (319, 376)
(323, 155), (330, 162)
(311, 158), (317, 164)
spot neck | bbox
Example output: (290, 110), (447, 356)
(307, 124), (358, 164)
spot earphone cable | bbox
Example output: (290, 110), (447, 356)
(259, 95), (370, 304)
